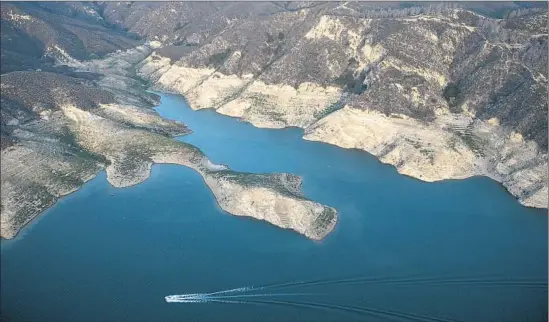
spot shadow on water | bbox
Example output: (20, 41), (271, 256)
(1, 92), (547, 322)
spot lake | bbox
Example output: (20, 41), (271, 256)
(1, 92), (547, 322)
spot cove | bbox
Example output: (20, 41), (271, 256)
(1, 92), (547, 322)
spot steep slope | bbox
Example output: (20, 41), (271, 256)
(129, 3), (547, 208)
(0, 3), (338, 240)
(1, 47), (337, 241)
(0, 2), (140, 74)
(1, 1), (545, 239)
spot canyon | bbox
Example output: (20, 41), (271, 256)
(1, 2), (547, 240)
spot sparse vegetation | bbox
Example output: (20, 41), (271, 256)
(442, 82), (460, 109)
(1, 0), (547, 240)
(314, 101), (343, 119)
(58, 128), (111, 165)
(207, 48), (232, 68)
(419, 148), (435, 164)
(334, 69), (367, 94)
(448, 125), (486, 157)
(313, 207), (337, 231)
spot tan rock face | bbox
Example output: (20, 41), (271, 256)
(134, 7), (548, 210)
(303, 107), (480, 182)
(140, 51), (548, 208)
(303, 106), (548, 208)
(147, 62), (343, 129)
(61, 102), (338, 240)
(138, 46), (547, 210)
(1, 48), (338, 240)
(217, 81), (341, 129)
(2, 99), (338, 240)
(203, 173), (337, 240)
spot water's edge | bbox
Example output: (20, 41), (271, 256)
(2, 90), (546, 322)
(151, 90), (547, 210)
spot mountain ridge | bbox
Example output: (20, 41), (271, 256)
(123, 2), (547, 208)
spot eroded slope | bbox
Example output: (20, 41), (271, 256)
(133, 5), (547, 208)
(1, 47), (337, 240)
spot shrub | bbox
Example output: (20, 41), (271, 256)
(207, 48), (232, 67)
(442, 82), (460, 107)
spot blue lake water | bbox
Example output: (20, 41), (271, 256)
(1, 92), (547, 322)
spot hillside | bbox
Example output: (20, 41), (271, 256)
(106, 1), (547, 208)
(0, 1), (547, 238)
(0, 2), (338, 240)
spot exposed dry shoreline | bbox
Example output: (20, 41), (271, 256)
(0, 166), (102, 240)
(2, 29), (546, 240)
(129, 9), (547, 210)
(137, 57), (548, 210)
(0, 45), (338, 241)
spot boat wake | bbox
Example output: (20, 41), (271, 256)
(165, 285), (315, 303)
(165, 287), (315, 303)
(165, 274), (547, 321)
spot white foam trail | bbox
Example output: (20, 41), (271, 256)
(165, 291), (313, 303)
(165, 285), (257, 302)
(205, 293), (313, 299)
(172, 293), (201, 299)
(203, 299), (246, 304)
(165, 286), (254, 302)
(203, 286), (257, 296)
(166, 297), (209, 303)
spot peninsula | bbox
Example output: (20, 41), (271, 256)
(1, 1), (547, 240)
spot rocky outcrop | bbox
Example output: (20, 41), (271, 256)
(303, 107), (548, 208)
(0, 47), (337, 241)
(133, 6), (547, 209)
(139, 61), (342, 129)
(1, 2), (340, 239)
(2, 1), (547, 240)
(59, 100), (337, 240)
(203, 172), (336, 240)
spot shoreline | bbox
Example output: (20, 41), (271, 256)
(2, 87), (544, 242)
(0, 168), (104, 241)
(2, 37), (545, 240)
(301, 136), (547, 210)
(152, 90), (548, 211)
(1, 62), (339, 241)
(1, 160), (337, 242)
